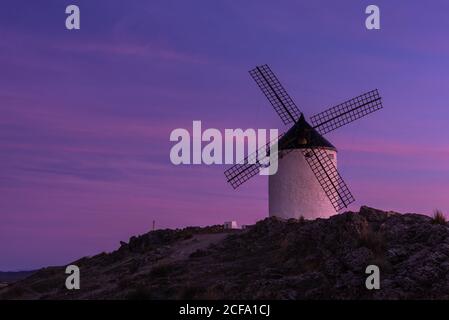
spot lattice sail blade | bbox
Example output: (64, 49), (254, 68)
(249, 64), (302, 125)
(301, 147), (355, 211)
(224, 161), (261, 189)
(224, 133), (290, 189)
(310, 89), (382, 135)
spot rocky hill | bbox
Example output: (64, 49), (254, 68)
(1, 206), (449, 300)
(0, 271), (36, 285)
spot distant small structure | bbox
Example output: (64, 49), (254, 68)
(224, 221), (239, 229)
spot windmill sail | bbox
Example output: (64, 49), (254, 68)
(310, 89), (382, 135)
(249, 64), (302, 125)
(224, 133), (293, 189)
(224, 160), (264, 189)
(301, 147), (355, 211)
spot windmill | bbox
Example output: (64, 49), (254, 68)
(224, 64), (383, 220)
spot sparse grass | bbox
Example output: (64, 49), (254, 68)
(149, 263), (176, 277)
(118, 276), (134, 290)
(126, 285), (153, 300)
(432, 209), (447, 225)
(177, 283), (205, 299)
(359, 228), (385, 254)
(4, 284), (26, 298)
(369, 256), (393, 274)
(189, 249), (209, 258)
(359, 228), (391, 273)
(128, 259), (140, 274)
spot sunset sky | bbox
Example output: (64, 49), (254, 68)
(2, 0), (449, 270)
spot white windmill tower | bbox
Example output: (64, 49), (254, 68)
(224, 64), (383, 220)
(269, 115), (338, 220)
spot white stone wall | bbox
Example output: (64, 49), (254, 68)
(269, 148), (337, 220)
(224, 221), (239, 229)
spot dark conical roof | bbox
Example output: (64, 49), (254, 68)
(278, 114), (336, 151)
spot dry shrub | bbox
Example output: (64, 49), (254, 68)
(432, 209), (446, 225)
(359, 228), (385, 254)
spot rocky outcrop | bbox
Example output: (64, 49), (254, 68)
(1, 206), (449, 300)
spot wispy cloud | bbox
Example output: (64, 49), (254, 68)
(56, 41), (207, 64)
(339, 139), (449, 160)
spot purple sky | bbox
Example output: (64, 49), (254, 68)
(2, 0), (449, 270)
